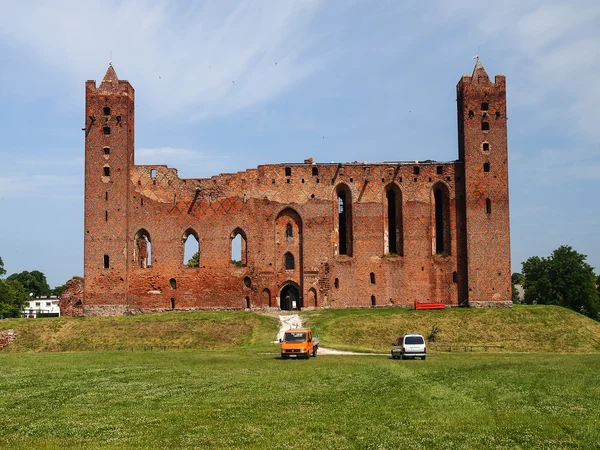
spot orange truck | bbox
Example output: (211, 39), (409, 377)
(280, 328), (319, 359)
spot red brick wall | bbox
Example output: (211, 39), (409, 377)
(76, 64), (511, 316)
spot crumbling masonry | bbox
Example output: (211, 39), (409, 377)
(66, 61), (511, 316)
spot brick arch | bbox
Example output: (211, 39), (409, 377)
(308, 287), (317, 308)
(279, 280), (302, 310)
(182, 228), (200, 267)
(230, 227), (247, 266)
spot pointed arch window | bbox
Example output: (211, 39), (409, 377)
(284, 252), (295, 270)
(385, 184), (404, 256)
(231, 228), (247, 266)
(336, 184), (353, 256)
(286, 223), (293, 239)
(433, 183), (451, 255)
(183, 228), (200, 267)
(134, 229), (152, 268)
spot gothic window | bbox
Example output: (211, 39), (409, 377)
(385, 184), (404, 256)
(134, 229), (152, 268)
(336, 184), (353, 256)
(433, 183), (451, 255)
(284, 252), (295, 270)
(437, 166), (443, 175)
(413, 166), (420, 175)
(484, 162), (490, 172)
(183, 229), (200, 267)
(170, 278), (177, 289)
(231, 228), (248, 266)
(286, 223), (293, 239)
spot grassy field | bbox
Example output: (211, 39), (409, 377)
(1, 350), (599, 449)
(303, 305), (600, 353)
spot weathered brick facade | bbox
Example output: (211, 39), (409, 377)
(76, 61), (511, 316)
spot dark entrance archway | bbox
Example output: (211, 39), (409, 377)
(280, 283), (302, 311)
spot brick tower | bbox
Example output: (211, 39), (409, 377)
(83, 65), (135, 312)
(456, 60), (512, 306)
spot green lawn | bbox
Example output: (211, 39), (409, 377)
(1, 350), (599, 449)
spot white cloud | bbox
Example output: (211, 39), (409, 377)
(0, 0), (324, 120)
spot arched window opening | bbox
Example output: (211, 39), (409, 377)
(103, 254), (110, 269)
(336, 185), (353, 256)
(484, 162), (490, 172)
(433, 183), (451, 255)
(104, 147), (110, 156)
(371, 295), (376, 306)
(151, 169), (156, 178)
(312, 167), (319, 176)
(486, 198), (492, 214)
(231, 228), (247, 266)
(286, 223), (293, 239)
(309, 288), (317, 307)
(245, 297), (251, 309)
(183, 229), (200, 267)
(334, 278), (339, 289)
(170, 278), (177, 289)
(482, 122), (489, 131)
(134, 229), (152, 268)
(385, 185), (404, 256)
(263, 289), (272, 307)
(243, 276), (251, 288)
(284, 252), (295, 270)
(370, 273), (376, 284)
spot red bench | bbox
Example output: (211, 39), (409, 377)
(415, 302), (446, 310)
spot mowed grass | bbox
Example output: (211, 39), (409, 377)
(303, 305), (600, 353)
(0, 311), (279, 353)
(0, 350), (599, 449)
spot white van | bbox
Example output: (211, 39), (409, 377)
(391, 334), (426, 360)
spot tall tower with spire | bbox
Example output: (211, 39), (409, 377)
(456, 60), (512, 306)
(83, 65), (135, 310)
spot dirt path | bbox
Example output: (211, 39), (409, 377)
(276, 314), (385, 356)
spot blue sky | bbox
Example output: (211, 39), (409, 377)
(1, 0), (599, 288)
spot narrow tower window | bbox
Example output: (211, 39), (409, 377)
(104, 147), (110, 155)
(370, 273), (376, 284)
(285, 167), (291, 177)
(486, 198), (492, 214)
(134, 229), (152, 268)
(104, 167), (110, 177)
(103, 107), (111, 115)
(286, 223), (293, 239)
(413, 166), (420, 175)
(483, 142), (490, 152)
(103, 255), (109, 269)
(284, 252), (295, 270)
(183, 229), (200, 267)
(484, 162), (490, 172)
(437, 166), (443, 175)
(481, 102), (489, 111)
(312, 167), (319, 176)
(482, 122), (489, 131)
(103, 127), (111, 135)
(151, 169), (156, 178)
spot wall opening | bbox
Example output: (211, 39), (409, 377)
(334, 278), (339, 289)
(336, 184), (353, 256)
(103, 107), (111, 115)
(284, 252), (295, 270)
(481, 102), (489, 111)
(151, 169), (156, 178)
(231, 228), (247, 266)
(104, 147), (110, 155)
(486, 198), (492, 214)
(104, 167), (110, 177)
(482, 122), (489, 131)
(371, 295), (376, 306)
(413, 166), (420, 175)
(370, 272), (376, 284)
(280, 283), (301, 310)
(437, 166), (443, 175)
(433, 183), (451, 255)
(285, 167), (291, 177)
(245, 296), (251, 309)
(103, 254), (109, 269)
(385, 184), (404, 256)
(286, 223), (293, 239)
(484, 162), (490, 172)
(183, 229), (200, 267)
(309, 288), (317, 307)
(170, 298), (175, 309)
(105, 192), (108, 201)
(105, 211), (108, 221)
(170, 278), (177, 289)
(312, 167), (318, 176)
(483, 142), (490, 152)
(134, 229), (152, 268)
(263, 289), (271, 307)
(103, 127), (111, 135)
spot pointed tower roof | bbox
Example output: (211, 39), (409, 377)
(471, 59), (490, 84)
(100, 63), (119, 88)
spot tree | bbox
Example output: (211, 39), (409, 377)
(7, 270), (51, 297)
(522, 246), (599, 320)
(187, 252), (199, 268)
(0, 256), (5, 277)
(52, 284), (66, 297)
(511, 273), (525, 303)
(0, 279), (28, 318)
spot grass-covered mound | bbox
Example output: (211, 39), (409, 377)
(303, 305), (600, 353)
(0, 311), (279, 353)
